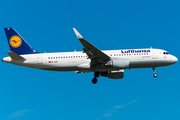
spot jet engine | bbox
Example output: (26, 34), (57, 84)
(101, 70), (124, 79)
(105, 58), (129, 69)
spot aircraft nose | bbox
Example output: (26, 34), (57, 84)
(171, 56), (178, 63)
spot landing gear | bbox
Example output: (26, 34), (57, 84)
(153, 73), (158, 77)
(92, 78), (98, 84)
(94, 71), (100, 78)
(92, 71), (100, 84)
(152, 67), (158, 78)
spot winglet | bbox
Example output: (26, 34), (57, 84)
(73, 28), (83, 39)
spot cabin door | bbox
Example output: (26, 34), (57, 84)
(152, 50), (158, 59)
(37, 55), (42, 64)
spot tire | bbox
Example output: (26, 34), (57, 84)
(92, 78), (98, 84)
(153, 73), (158, 78)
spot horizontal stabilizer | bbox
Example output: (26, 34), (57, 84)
(7, 52), (26, 60)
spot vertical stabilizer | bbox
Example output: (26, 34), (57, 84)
(4, 28), (38, 55)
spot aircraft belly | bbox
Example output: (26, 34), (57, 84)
(129, 59), (174, 68)
(41, 67), (78, 71)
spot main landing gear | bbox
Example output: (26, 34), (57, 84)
(153, 67), (158, 78)
(92, 71), (100, 84)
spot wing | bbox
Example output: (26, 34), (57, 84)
(73, 28), (110, 65)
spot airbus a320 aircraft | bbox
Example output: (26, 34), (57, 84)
(2, 28), (178, 84)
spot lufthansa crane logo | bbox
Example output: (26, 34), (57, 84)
(9, 35), (22, 48)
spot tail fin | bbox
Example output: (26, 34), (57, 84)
(4, 28), (38, 55)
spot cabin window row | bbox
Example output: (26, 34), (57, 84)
(48, 56), (88, 59)
(111, 53), (149, 56)
(48, 53), (149, 59)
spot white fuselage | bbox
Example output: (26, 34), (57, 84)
(2, 48), (178, 72)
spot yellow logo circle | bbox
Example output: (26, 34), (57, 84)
(9, 35), (22, 48)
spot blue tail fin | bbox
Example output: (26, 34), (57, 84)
(4, 28), (38, 55)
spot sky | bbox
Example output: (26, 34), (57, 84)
(0, 0), (180, 120)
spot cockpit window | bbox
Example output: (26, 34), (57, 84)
(163, 52), (169, 55)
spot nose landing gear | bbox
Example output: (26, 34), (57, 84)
(92, 71), (100, 84)
(153, 73), (158, 77)
(153, 67), (158, 78)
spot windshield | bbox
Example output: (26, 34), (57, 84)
(163, 52), (169, 55)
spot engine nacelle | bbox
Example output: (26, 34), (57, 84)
(101, 70), (124, 79)
(105, 58), (129, 69)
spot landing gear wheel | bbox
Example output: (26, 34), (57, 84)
(153, 73), (158, 78)
(92, 78), (98, 84)
(152, 67), (158, 78)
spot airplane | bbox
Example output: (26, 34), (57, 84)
(2, 28), (178, 84)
